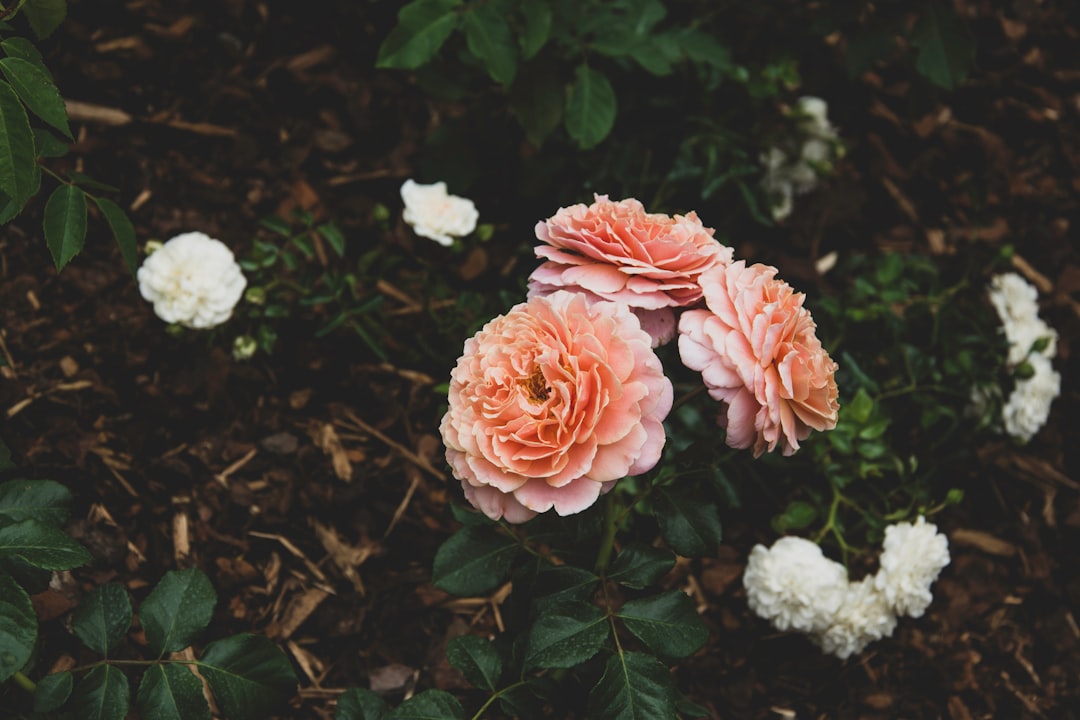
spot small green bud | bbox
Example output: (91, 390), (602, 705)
(372, 203), (391, 224)
(165, 323), (185, 337)
(475, 223), (494, 242)
(144, 239), (164, 255)
(245, 287), (267, 306)
(1013, 361), (1035, 380)
(232, 335), (257, 361)
(945, 488), (964, 506)
(1030, 336), (1052, 355)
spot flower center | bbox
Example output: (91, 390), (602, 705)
(518, 365), (550, 403)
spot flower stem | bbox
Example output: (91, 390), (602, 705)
(593, 491), (619, 576)
(12, 671), (36, 693)
(469, 680), (527, 720)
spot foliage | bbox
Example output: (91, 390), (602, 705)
(0, 0), (137, 272)
(0, 439), (297, 720)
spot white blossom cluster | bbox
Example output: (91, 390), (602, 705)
(400, 179), (478, 246)
(987, 272), (1060, 443)
(743, 517), (950, 659)
(760, 96), (841, 221)
(138, 232), (247, 329)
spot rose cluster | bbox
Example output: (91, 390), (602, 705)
(743, 517), (950, 659)
(760, 96), (841, 222)
(440, 194), (839, 522)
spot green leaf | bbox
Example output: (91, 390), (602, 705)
(22, 0), (68, 39)
(653, 487), (723, 558)
(508, 63), (563, 148)
(463, 4), (517, 85)
(258, 214), (292, 236)
(391, 690), (465, 719)
(1, 38), (46, 67)
(317, 223), (346, 257)
(431, 525), (518, 596)
(93, 197), (138, 275)
(33, 126), (69, 157)
(34, 670), (73, 712)
(0, 518), (91, 569)
(335, 688), (390, 720)
(136, 663), (212, 720)
(140, 568), (216, 656)
(69, 664), (130, 720)
(0, 57), (72, 138)
(376, 0), (461, 70)
(198, 633), (297, 720)
(0, 571), (36, 683)
(775, 500), (817, 532)
(607, 543), (674, 589)
(446, 635), (502, 690)
(846, 388), (873, 424)
(0, 478), (72, 525)
(71, 583), (132, 656)
(44, 184), (88, 271)
(530, 565), (600, 614)
(0, 440), (12, 470)
(587, 652), (676, 720)
(911, 2), (975, 90)
(66, 171), (119, 193)
(617, 590), (708, 658)
(523, 601), (609, 671)
(0, 80), (36, 212)
(565, 64), (616, 149)
(518, 0), (552, 60)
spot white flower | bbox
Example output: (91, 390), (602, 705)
(795, 96), (834, 139)
(873, 517), (950, 618)
(1003, 353), (1061, 443)
(400, 179), (478, 246)
(137, 232), (247, 329)
(743, 536), (849, 634)
(232, 335), (257, 361)
(812, 577), (898, 660)
(760, 96), (840, 221)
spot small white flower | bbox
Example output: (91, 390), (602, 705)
(232, 335), (257, 361)
(795, 96), (833, 139)
(1002, 353), (1061, 443)
(761, 96), (840, 221)
(873, 517), (950, 618)
(400, 179), (478, 246)
(138, 232), (247, 329)
(812, 577), (898, 660)
(743, 536), (849, 634)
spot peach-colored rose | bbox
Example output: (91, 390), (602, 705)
(440, 291), (673, 522)
(527, 195), (732, 346)
(678, 261), (838, 456)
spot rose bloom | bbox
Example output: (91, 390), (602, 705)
(439, 291), (673, 523)
(400, 179), (478, 246)
(527, 195), (732, 346)
(678, 261), (839, 456)
(137, 232), (247, 329)
(743, 536), (848, 635)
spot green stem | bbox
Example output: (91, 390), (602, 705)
(469, 680), (527, 720)
(12, 671), (36, 693)
(593, 492), (619, 575)
(0, 0), (29, 22)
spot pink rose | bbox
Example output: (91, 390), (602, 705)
(527, 195), (732, 346)
(440, 291), (674, 523)
(678, 261), (839, 456)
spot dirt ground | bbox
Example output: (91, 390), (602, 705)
(1, 1), (1079, 718)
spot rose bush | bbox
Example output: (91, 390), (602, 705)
(439, 290), (673, 523)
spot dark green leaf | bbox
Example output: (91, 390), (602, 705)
(911, 2), (975, 90)
(44, 184), (87, 271)
(66, 171), (119, 193)
(93, 196), (138, 275)
(258, 215), (292, 236)
(463, 4), (517, 85)
(530, 565), (599, 614)
(617, 590), (708, 658)
(136, 663), (212, 720)
(1, 38), (45, 67)
(0, 478), (72, 525)
(33, 126), (68, 157)
(317, 223), (346, 257)
(446, 635), (502, 690)
(0, 556), (51, 593)
(846, 388), (873, 424)
(519, 0), (552, 60)
(653, 487), (722, 557)
(0, 57), (71, 137)
(0, 80), (36, 212)
(509, 63), (563, 148)
(71, 583), (132, 656)
(565, 64), (616, 149)
(587, 651), (676, 720)
(607, 543), (675, 589)
(391, 689), (465, 719)
(34, 670), (73, 712)
(23, 0), (68, 39)
(376, 0), (461, 70)
(775, 500), (817, 531)
(431, 525), (518, 596)
(69, 665), (130, 720)
(335, 688), (390, 720)
(679, 29), (733, 71)
(0, 440), (12, 470)
(0, 518), (91, 569)
(139, 568), (216, 656)
(198, 633), (297, 720)
(0, 571), (36, 682)
(523, 601), (609, 671)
